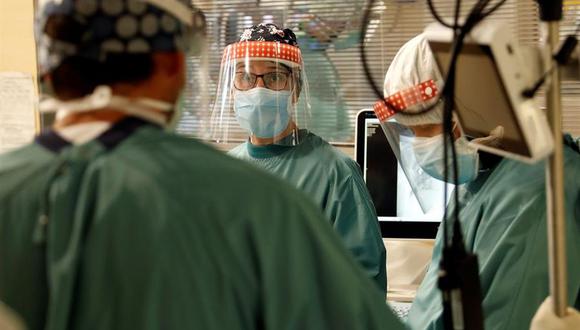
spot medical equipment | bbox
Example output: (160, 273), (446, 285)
(426, 0), (578, 318)
(424, 21), (554, 163)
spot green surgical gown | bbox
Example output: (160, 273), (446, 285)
(229, 132), (387, 292)
(408, 140), (580, 330)
(0, 118), (404, 330)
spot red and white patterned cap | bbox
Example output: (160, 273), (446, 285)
(222, 41), (302, 68)
(222, 23), (302, 68)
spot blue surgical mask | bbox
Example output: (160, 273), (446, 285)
(412, 135), (479, 184)
(234, 88), (292, 138)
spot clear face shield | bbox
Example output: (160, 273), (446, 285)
(373, 79), (467, 216)
(210, 41), (311, 146)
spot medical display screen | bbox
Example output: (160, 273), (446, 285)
(356, 111), (445, 238)
(429, 42), (531, 157)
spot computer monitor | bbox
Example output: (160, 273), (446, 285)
(355, 110), (448, 239)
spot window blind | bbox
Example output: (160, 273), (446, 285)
(177, 0), (580, 143)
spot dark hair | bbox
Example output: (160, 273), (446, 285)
(48, 54), (155, 100)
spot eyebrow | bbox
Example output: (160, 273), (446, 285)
(235, 64), (291, 73)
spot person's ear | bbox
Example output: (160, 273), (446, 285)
(291, 73), (302, 103)
(452, 121), (462, 140)
(291, 84), (300, 103)
(150, 52), (186, 103)
(152, 52), (185, 81)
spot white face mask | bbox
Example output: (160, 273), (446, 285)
(412, 134), (480, 184)
(233, 88), (292, 139)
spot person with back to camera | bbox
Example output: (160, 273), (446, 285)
(0, 1), (406, 329)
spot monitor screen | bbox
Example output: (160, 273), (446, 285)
(356, 111), (447, 239)
(429, 42), (531, 157)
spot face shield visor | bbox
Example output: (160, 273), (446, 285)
(374, 32), (489, 215)
(373, 79), (465, 215)
(210, 26), (311, 146)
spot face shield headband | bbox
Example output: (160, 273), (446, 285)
(222, 41), (303, 68)
(373, 79), (440, 122)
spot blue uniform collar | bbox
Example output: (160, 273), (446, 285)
(246, 129), (309, 159)
(35, 117), (160, 153)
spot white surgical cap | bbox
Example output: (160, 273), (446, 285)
(383, 34), (444, 126)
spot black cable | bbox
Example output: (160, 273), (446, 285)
(443, 23), (485, 227)
(481, 0), (509, 18)
(362, 0), (506, 120)
(453, 0), (462, 31)
(441, 0), (508, 246)
(441, 0), (462, 252)
(442, 1), (477, 235)
(522, 65), (556, 98)
(359, 0), (445, 119)
(432, 2), (507, 329)
(523, 28), (579, 98)
(440, 0), (499, 247)
(427, 0), (456, 29)
(359, 0), (436, 117)
(359, 0), (390, 109)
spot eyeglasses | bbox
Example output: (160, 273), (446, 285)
(234, 72), (291, 91)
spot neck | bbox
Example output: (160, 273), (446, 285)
(52, 86), (175, 129)
(54, 109), (129, 129)
(250, 122), (297, 146)
(53, 106), (172, 129)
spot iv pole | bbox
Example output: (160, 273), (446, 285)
(537, 0), (568, 317)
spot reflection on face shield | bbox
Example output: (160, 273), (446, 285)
(412, 135), (480, 185)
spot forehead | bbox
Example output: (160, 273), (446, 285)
(235, 60), (289, 72)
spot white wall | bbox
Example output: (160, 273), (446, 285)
(0, 0), (38, 136)
(0, 1), (37, 78)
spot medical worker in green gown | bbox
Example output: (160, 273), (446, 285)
(210, 23), (386, 292)
(373, 33), (580, 330)
(0, 1), (406, 329)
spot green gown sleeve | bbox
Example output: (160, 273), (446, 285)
(326, 160), (387, 293)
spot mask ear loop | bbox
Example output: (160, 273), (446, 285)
(39, 86), (173, 127)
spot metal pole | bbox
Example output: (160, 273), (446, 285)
(544, 21), (568, 317)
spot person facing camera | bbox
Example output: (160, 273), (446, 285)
(210, 23), (386, 292)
